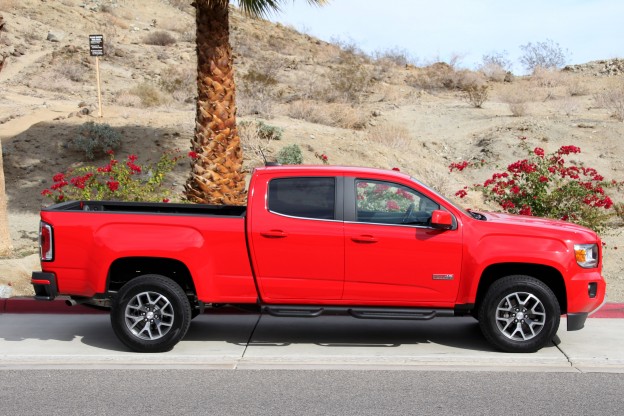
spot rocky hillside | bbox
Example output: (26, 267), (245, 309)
(1, 0), (624, 299)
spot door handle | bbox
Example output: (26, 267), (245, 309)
(351, 235), (378, 244)
(261, 230), (287, 239)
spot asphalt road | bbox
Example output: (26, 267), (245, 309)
(1, 370), (623, 415)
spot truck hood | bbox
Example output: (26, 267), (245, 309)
(480, 211), (598, 241)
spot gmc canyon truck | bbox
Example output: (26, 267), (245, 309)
(31, 165), (605, 353)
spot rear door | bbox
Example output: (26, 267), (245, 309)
(248, 175), (345, 302)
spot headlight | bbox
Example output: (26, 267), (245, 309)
(574, 244), (598, 268)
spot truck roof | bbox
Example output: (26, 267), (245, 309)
(253, 165), (412, 180)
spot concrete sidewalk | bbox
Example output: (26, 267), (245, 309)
(1, 310), (623, 372)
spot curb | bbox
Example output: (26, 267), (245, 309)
(1, 297), (623, 318)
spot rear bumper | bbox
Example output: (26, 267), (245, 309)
(31, 272), (58, 301)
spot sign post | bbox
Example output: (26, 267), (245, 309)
(89, 34), (104, 118)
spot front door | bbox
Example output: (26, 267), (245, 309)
(344, 179), (463, 305)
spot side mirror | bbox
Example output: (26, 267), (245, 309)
(430, 210), (453, 230)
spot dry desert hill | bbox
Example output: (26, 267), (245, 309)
(0, 0), (623, 300)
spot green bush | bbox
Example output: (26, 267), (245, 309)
(277, 144), (303, 165)
(257, 121), (283, 141)
(451, 138), (622, 232)
(69, 121), (122, 160)
(41, 151), (181, 203)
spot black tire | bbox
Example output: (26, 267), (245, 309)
(479, 275), (560, 353)
(111, 274), (192, 353)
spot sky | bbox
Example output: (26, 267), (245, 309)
(267, 0), (624, 73)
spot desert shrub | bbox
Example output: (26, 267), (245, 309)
(500, 86), (531, 117)
(239, 120), (282, 167)
(158, 65), (194, 101)
(277, 144), (303, 165)
(41, 151), (181, 203)
(238, 60), (283, 117)
(69, 121), (122, 160)
(287, 100), (330, 125)
(325, 51), (371, 103)
(287, 100), (366, 130)
(167, 0), (193, 12)
(256, 121), (282, 141)
(519, 39), (569, 72)
(373, 47), (415, 66)
(57, 62), (87, 82)
(615, 203), (624, 223)
(565, 76), (590, 96)
(143, 30), (176, 46)
(451, 138), (622, 232)
(462, 84), (489, 108)
(530, 66), (566, 88)
(480, 51), (513, 82)
(366, 124), (412, 150)
(594, 82), (624, 122)
(128, 82), (168, 107)
(114, 91), (142, 107)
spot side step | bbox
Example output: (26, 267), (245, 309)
(262, 305), (454, 320)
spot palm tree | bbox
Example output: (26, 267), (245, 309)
(185, 0), (328, 205)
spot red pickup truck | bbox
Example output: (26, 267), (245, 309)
(31, 165), (605, 353)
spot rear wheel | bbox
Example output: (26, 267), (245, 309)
(479, 275), (560, 353)
(111, 274), (192, 353)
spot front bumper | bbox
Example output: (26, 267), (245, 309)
(31, 272), (58, 300)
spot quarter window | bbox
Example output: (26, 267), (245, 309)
(268, 177), (336, 220)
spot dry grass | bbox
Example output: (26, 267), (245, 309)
(127, 83), (170, 107)
(143, 30), (177, 46)
(239, 120), (277, 168)
(594, 80), (624, 121)
(366, 124), (412, 150)
(500, 84), (532, 117)
(287, 100), (367, 130)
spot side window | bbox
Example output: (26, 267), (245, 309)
(356, 180), (439, 225)
(268, 177), (336, 220)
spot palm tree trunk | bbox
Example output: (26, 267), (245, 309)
(185, 1), (247, 205)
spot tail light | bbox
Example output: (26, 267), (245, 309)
(40, 221), (54, 261)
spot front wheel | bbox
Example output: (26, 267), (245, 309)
(111, 274), (192, 353)
(479, 275), (560, 353)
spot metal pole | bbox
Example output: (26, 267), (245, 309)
(95, 56), (102, 117)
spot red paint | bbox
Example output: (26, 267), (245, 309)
(31, 165), (606, 318)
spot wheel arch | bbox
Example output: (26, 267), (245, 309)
(475, 263), (567, 316)
(107, 257), (196, 297)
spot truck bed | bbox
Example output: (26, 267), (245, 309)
(44, 200), (247, 217)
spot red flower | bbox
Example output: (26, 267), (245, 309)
(392, 167), (400, 171)
(52, 173), (65, 182)
(106, 180), (119, 192)
(162, 198), (170, 203)
(41, 189), (52, 196)
(386, 200), (400, 211)
(501, 200), (515, 210)
(558, 145), (581, 155)
(539, 176), (548, 183)
(455, 189), (468, 198)
(128, 154), (138, 162)
(519, 206), (532, 216)
(449, 161), (469, 172)
(534, 147), (545, 157)
(188, 151), (199, 159)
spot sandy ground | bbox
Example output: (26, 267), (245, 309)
(0, 0), (623, 300)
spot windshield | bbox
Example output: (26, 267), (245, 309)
(409, 176), (478, 218)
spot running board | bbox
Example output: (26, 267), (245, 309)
(262, 305), (455, 320)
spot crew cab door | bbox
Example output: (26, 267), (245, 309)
(248, 176), (345, 302)
(343, 178), (462, 304)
